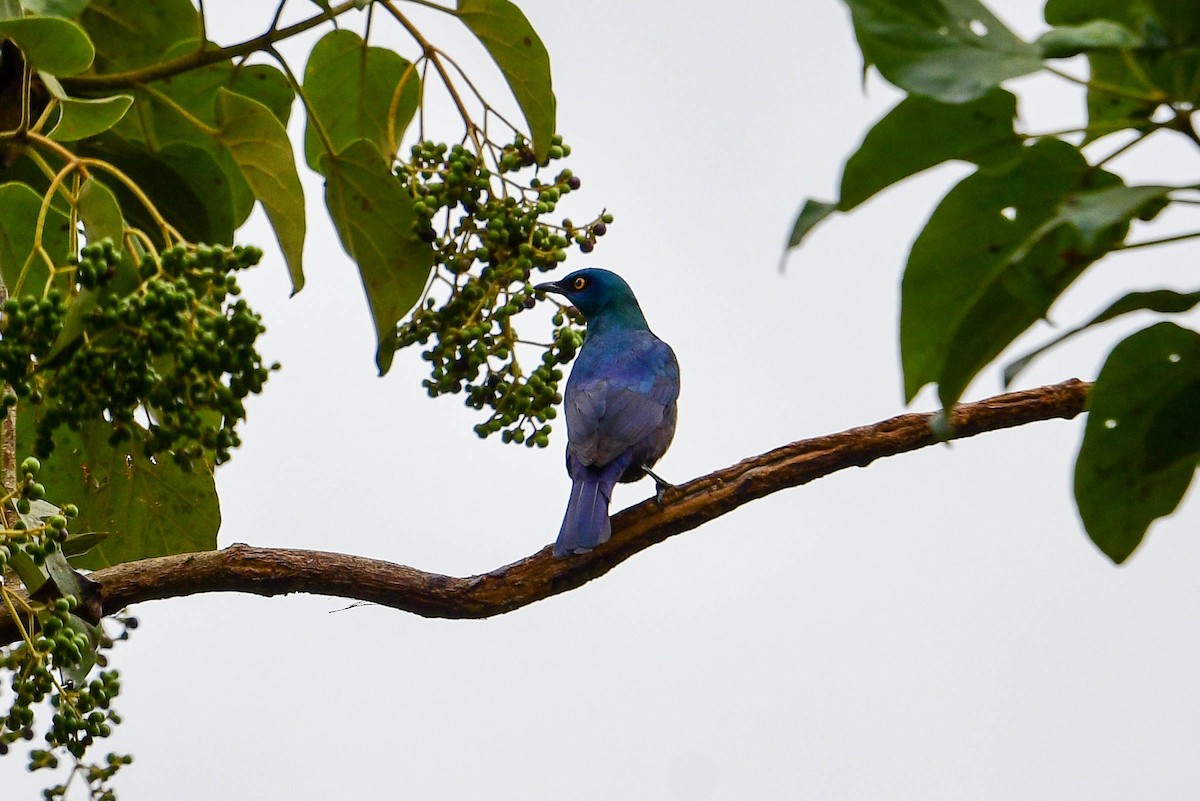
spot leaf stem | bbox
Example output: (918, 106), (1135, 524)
(1045, 63), (1166, 104)
(1091, 127), (1156, 169)
(386, 59), (421, 156)
(78, 158), (182, 245)
(381, 0), (482, 150)
(0, 585), (36, 653)
(403, 0), (455, 12)
(1113, 230), (1200, 250)
(267, 46), (336, 162)
(13, 160), (77, 295)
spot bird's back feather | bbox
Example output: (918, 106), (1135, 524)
(565, 329), (679, 473)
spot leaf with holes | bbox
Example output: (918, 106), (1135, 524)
(1004, 288), (1200, 386)
(844, 0), (1043, 103)
(901, 139), (1124, 408)
(1075, 322), (1200, 563)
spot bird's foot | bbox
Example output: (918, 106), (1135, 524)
(642, 466), (675, 508)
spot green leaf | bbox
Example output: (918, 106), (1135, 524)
(1004, 288), (1200, 386)
(320, 139), (434, 375)
(146, 46), (295, 136)
(456, 0), (556, 162)
(783, 199), (837, 251)
(1045, 0), (1200, 43)
(77, 136), (235, 245)
(39, 547), (83, 600)
(5, 540), (48, 591)
(302, 29), (420, 171)
(0, 15), (93, 75)
(1079, 52), (1164, 141)
(47, 93), (132, 141)
(131, 53), (294, 227)
(843, 0), (1043, 103)
(215, 88), (306, 292)
(839, 88), (1021, 210)
(1056, 184), (1172, 248)
(1036, 20), (1142, 59)
(58, 613), (100, 684)
(1075, 322), (1200, 563)
(16, 419), (220, 570)
(61, 530), (108, 559)
(228, 64), (295, 126)
(79, 0), (198, 73)
(900, 139), (1122, 407)
(0, 0), (20, 20)
(1143, 379), (1200, 473)
(1044, 0), (1200, 139)
(76, 175), (123, 244)
(0, 181), (71, 295)
(21, 0), (91, 16)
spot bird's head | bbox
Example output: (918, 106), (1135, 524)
(534, 268), (646, 325)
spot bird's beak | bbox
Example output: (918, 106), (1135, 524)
(534, 280), (564, 295)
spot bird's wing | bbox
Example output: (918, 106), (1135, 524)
(566, 335), (679, 467)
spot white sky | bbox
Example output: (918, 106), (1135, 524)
(9, 1), (1200, 798)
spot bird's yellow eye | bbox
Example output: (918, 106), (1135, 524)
(573, 276), (588, 290)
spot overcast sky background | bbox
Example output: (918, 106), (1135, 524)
(9, 1), (1200, 798)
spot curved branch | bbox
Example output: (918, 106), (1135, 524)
(59, 1), (360, 93)
(1, 379), (1090, 638)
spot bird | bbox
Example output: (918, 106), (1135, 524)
(535, 268), (680, 557)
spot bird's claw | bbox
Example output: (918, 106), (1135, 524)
(642, 465), (675, 508)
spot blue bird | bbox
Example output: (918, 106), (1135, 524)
(535, 269), (680, 557)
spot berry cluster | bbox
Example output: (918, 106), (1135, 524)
(1, 622), (129, 782)
(0, 240), (276, 467)
(1, 457), (131, 794)
(74, 239), (121, 290)
(0, 293), (66, 394)
(395, 136), (611, 446)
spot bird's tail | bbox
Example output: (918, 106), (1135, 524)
(554, 461), (625, 557)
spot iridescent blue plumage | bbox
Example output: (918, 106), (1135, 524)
(535, 269), (680, 556)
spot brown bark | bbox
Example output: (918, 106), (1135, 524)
(1, 379), (1090, 639)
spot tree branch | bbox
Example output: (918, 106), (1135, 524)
(59, 0), (360, 93)
(0, 379), (1090, 639)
